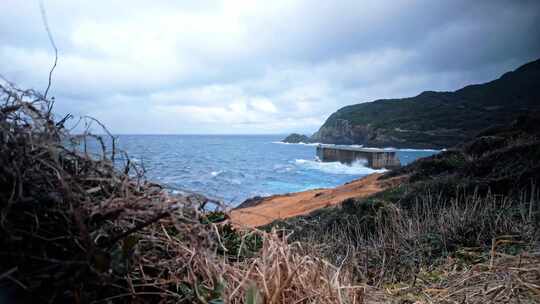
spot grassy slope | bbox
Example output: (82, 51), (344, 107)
(316, 58), (540, 148)
(269, 116), (540, 302)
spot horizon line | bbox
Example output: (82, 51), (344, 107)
(72, 133), (308, 136)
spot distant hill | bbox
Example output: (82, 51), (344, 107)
(309, 58), (540, 148)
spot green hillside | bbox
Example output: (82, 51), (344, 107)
(311, 58), (540, 148)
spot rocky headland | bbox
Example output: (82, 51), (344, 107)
(283, 58), (540, 148)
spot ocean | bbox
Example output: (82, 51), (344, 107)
(111, 135), (438, 205)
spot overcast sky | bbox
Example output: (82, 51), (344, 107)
(1, 1), (539, 134)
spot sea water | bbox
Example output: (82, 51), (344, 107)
(109, 135), (438, 205)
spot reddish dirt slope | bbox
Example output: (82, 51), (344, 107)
(231, 173), (405, 227)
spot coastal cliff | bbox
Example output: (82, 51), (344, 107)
(286, 58), (540, 148)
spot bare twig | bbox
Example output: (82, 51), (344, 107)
(39, 0), (58, 102)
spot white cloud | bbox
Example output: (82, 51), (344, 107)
(250, 98), (277, 113)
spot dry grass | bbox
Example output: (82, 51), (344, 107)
(116, 224), (365, 304)
(287, 187), (540, 303)
(380, 246), (540, 303)
(436, 251), (540, 303)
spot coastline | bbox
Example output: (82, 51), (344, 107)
(231, 172), (406, 227)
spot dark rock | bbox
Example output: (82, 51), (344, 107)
(236, 196), (266, 209)
(282, 133), (311, 143)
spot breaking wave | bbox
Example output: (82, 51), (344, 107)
(294, 159), (386, 175)
(272, 141), (322, 146)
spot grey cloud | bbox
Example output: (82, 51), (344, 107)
(0, 0), (539, 134)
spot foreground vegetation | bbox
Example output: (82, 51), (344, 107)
(1, 79), (538, 303)
(271, 115), (540, 302)
(0, 82), (362, 303)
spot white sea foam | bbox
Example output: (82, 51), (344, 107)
(210, 171), (222, 177)
(294, 159), (386, 175)
(273, 164), (295, 172)
(271, 141), (322, 146)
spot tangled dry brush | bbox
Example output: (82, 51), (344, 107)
(0, 80), (362, 303)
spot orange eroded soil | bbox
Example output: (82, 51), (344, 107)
(231, 173), (405, 227)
